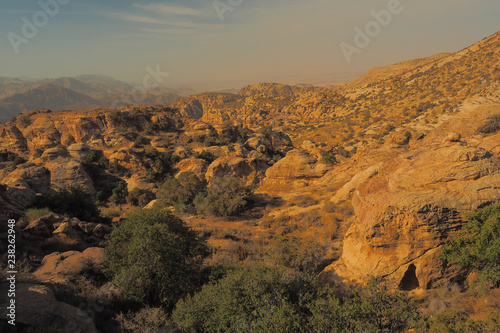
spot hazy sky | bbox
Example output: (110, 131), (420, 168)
(1, 0), (499, 89)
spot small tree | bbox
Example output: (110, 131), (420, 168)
(194, 176), (252, 217)
(103, 209), (210, 308)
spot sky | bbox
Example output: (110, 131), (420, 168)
(0, 0), (499, 90)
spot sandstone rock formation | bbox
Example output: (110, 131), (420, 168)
(34, 247), (104, 283)
(206, 156), (269, 187)
(259, 149), (330, 193)
(322, 105), (500, 290)
(0, 283), (98, 332)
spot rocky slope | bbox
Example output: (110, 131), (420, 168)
(320, 103), (500, 289)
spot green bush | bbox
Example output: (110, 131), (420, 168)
(103, 209), (210, 308)
(127, 188), (155, 207)
(157, 172), (206, 209)
(25, 207), (51, 222)
(109, 181), (129, 204)
(417, 309), (500, 333)
(173, 268), (419, 333)
(172, 265), (307, 332)
(264, 236), (327, 273)
(194, 176), (251, 217)
(307, 278), (419, 332)
(441, 204), (500, 286)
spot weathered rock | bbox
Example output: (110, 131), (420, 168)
(323, 106), (500, 290)
(68, 143), (92, 160)
(175, 158), (208, 180)
(331, 163), (381, 204)
(259, 149), (330, 193)
(0, 283), (98, 332)
(206, 156), (269, 187)
(34, 247), (105, 284)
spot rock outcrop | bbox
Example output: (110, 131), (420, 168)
(259, 149), (330, 193)
(322, 105), (500, 290)
(0, 283), (98, 332)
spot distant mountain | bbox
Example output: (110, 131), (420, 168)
(0, 75), (183, 122)
(0, 84), (101, 122)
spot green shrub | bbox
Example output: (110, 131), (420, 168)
(157, 172), (206, 209)
(172, 266), (307, 333)
(109, 181), (129, 204)
(441, 204), (500, 287)
(103, 209), (209, 307)
(264, 236), (327, 273)
(307, 278), (419, 332)
(194, 176), (252, 217)
(127, 188), (155, 207)
(25, 207), (51, 222)
(322, 153), (338, 165)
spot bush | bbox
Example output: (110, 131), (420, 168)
(109, 181), (129, 204)
(116, 307), (168, 333)
(264, 236), (327, 273)
(441, 204), (500, 287)
(157, 172), (206, 209)
(25, 207), (51, 222)
(307, 278), (419, 332)
(478, 115), (500, 134)
(194, 176), (252, 217)
(127, 188), (155, 207)
(172, 266), (307, 332)
(33, 185), (101, 222)
(103, 209), (210, 308)
(173, 268), (419, 333)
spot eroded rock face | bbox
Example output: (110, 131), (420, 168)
(41, 153), (96, 196)
(0, 283), (98, 332)
(206, 156), (269, 187)
(323, 105), (500, 290)
(34, 247), (104, 284)
(259, 149), (330, 193)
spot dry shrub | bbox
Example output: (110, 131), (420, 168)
(116, 307), (168, 333)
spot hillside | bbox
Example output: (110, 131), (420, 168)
(0, 31), (499, 331)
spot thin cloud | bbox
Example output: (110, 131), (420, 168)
(110, 13), (165, 24)
(139, 28), (192, 35)
(133, 3), (202, 16)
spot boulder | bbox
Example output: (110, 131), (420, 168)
(34, 247), (105, 284)
(175, 158), (208, 180)
(0, 283), (98, 332)
(259, 149), (329, 193)
(206, 156), (269, 187)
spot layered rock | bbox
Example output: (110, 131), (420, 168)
(206, 156), (269, 187)
(322, 105), (500, 289)
(259, 149), (330, 193)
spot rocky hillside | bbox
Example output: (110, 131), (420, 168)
(0, 30), (499, 331)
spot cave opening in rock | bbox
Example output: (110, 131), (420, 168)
(399, 264), (420, 291)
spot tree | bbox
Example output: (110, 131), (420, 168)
(103, 209), (210, 308)
(194, 176), (251, 217)
(172, 265), (306, 333)
(441, 204), (500, 286)
(109, 181), (128, 204)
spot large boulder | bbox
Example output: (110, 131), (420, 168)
(206, 156), (269, 187)
(175, 158), (208, 180)
(0, 283), (98, 332)
(258, 149), (330, 193)
(34, 247), (105, 284)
